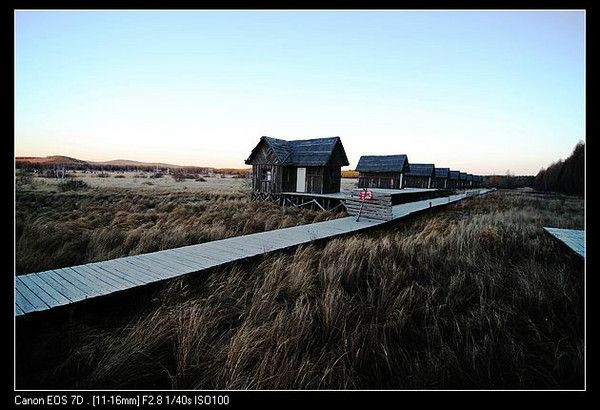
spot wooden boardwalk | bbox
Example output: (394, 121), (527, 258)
(544, 227), (585, 258)
(15, 189), (493, 317)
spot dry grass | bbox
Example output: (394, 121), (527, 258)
(21, 171), (249, 193)
(16, 190), (584, 389)
(16, 181), (342, 275)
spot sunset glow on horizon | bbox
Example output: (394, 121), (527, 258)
(15, 10), (585, 174)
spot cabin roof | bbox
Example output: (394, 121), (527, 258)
(449, 170), (460, 180)
(245, 136), (349, 166)
(434, 167), (450, 178)
(355, 155), (409, 173)
(406, 163), (435, 177)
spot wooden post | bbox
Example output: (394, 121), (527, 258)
(356, 189), (366, 222)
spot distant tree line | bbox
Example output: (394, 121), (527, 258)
(213, 168), (251, 177)
(483, 174), (535, 189)
(532, 142), (584, 196)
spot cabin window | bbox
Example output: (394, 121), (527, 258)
(261, 167), (272, 181)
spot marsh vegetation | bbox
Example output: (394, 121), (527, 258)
(16, 183), (584, 389)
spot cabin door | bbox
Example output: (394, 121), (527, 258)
(296, 168), (306, 192)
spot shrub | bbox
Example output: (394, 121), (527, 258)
(172, 173), (196, 182)
(58, 179), (89, 191)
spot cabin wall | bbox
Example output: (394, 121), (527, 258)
(447, 179), (459, 188)
(431, 177), (448, 189)
(251, 164), (283, 193)
(322, 165), (341, 193)
(358, 172), (403, 189)
(305, 167), (325, 194)
(404, 175), (432, 189)
(281, 166), (297, 192)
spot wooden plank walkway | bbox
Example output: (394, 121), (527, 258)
(544, 227), (585, 258)
(15, 189), (493, 316)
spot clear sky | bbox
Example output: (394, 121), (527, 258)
(15, 10), (584, 174)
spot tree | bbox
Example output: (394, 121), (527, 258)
(533, 142), (584, 196)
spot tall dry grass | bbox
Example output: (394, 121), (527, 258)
(16, 190), (584, 389)
(16, 188), (340, 275)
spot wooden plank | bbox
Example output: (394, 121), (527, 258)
(19, 275), (63, 307)
(216, 237), (277, 253)
(117, 255), (179, 280)
(167, 247), (232, 266)
(183, 245), (239, 262)
(38, 271), (88, 303)
(143, 252), (202, 272)
(79, 263), (138, 290)
(77, 263), (132, 288)
(52, 268), (104, 298)
(197, 243), (257, 260)
(104, 258), (166, 282)
(15, 287), (36, 313)
(84, 262), (147, 287)
(15, 278), (49, 310)
(64, 266), (117, 294)
(28, 274), (72, 304)
(105, 259), (164, 286)
(191, 240), (258, 257)
(167, 248), (227, 268)
(118, 256), (180, 281)
(15, 303), (24, 316)
(125, 255), (189, 278)
(143, 251), (204, 271)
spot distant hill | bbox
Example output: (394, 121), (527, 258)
(16, 156), (208, 170)
(16, 155), (88, 165)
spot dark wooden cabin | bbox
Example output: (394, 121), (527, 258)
(245, 136), (349, 196)
(472, 175), (482, 187)
(404, 163), (435, 189)
(466, 174), (474, 187)
(431, 167), (450, 189)
(448, 170), (461, 188)
(355, 154), (409, 189)
(459, 172), (467, 188)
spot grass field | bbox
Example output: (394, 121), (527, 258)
(16, 173), (346, 275)
(15, 176), (584, 389)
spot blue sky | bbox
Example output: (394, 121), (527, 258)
(15, 10), (584, 174)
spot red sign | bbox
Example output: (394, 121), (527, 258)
(359, 190), (373, 200)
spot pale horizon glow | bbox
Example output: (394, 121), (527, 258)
(15, 10), (585, 174)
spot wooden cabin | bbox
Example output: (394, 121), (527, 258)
(356, 154), (409, 189)
(404, 163), (435, 189)
(431, 167), (450, 189)
(472, 175), (483, 187)
(245, 136), (349, 196)
(459, 172), (467, 188)
(448, 170), (461, 188)
(466, 174), (474, 187)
